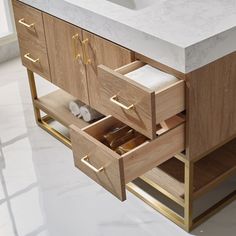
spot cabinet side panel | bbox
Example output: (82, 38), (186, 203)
(186, 52), (236, 160)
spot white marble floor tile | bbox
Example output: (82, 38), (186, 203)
(0, 58), (235, 236)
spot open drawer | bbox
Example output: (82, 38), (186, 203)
(70, 115), (185, 201)
(97, 61), (185, 139)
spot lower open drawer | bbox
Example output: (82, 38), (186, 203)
(70, 115), (185, 201)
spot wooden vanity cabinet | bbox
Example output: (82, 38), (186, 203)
(43, 14), (89, 104)
(42, 13), (133, 107)
(12, 1), (236, 231)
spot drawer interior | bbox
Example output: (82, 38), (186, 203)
(70, 114), (185, 200)
(115, 60), (183, 93)
(83, 115), (185, 157)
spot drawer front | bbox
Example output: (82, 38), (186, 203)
(70, 116), (185, 201)
(20, 44), (51, 80)
(70, 123), (126, 201)
(98, 64), (156, 139)
(13, 0), (46, 51)
(98, 62), (185, 139)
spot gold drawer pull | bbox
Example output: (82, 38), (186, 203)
(18, 18), (35, 29)
(82, 38), (91, 65)
(110, 95), (134, 110)
(81, 155), (104, 173)
(72, 33), (81, 60)
(24, 53), (39, 63)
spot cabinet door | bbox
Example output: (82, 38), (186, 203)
(82, 31), (133, 113)
(43, 14), (89, 104)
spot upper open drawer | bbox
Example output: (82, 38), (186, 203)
(70, 115), (185, 201)
(98, 61), (185, 139)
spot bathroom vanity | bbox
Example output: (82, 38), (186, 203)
(12, 0), (236, 232)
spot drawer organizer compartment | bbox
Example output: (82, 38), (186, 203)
(70, 115), (185, 201)
(98, 61), (185, 139)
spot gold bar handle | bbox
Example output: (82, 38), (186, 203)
(81, 155), (104, 173)
(82, 38), (91, 65)
(72, 33), (81, 60)
(24, 53), (39, 63)
(110, 95), (134, 110)
(18, 18), (35, 29)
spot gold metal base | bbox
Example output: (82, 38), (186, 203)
(37, 116), (72, 148)
(26, 69), (235, 232)
(127, 182), (235, 232)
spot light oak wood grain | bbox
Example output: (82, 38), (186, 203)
(82, 30), (134, 114)
(98, 64), (156, 139)
(19, 41), (51, 80)
(123, 122), (185, 183)
(12, 0), (47, 52)
(70, 121), (126, 201)
(98, 61), (185, 139)
(153, 138), (236, 199)
(186, 52), (236, 160)
(43, 14), (89, 103)
(70, 115), (185, 201)
(34, 89), (89, 129)
(155, 80), (185, 124)
(141, 167), (185, 201)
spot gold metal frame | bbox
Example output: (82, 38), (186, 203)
(27, 69), (72, 148)
(26, 69), (235, 232)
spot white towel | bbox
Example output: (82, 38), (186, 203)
(80, 105), (104, 122)
(125, 65), (179, 91)
(69, 100), (85, 117)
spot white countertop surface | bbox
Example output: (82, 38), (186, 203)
(19, 0), (236, 73)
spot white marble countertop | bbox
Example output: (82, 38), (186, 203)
(19, 0), (236, 73)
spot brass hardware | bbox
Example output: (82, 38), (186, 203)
(72, 33), (81, 60)
(110, 95), (134, 110)
(18, 18), (35, 29)
(24, 53), (39, 63)
(81, 155), (104, 173)
(82, 38), (91, 65)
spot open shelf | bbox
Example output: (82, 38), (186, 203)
(140, 138), (236, 204)
(34, 89), (89, 129)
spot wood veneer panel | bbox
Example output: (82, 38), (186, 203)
(186, 52), (236, 160)
(152, 138), (236, 198)
(43, 14), (89, 104)
(82, 30), (134, 114)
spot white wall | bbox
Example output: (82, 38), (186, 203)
(0, 0), (19, 63)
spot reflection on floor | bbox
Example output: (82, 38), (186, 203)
(0, 58), (235, 236)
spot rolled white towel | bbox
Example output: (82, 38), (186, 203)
(69, 100), (85, 117)
(80, 105), (104, 122)
(125, 65), (179, 91)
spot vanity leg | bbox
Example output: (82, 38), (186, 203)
(27, 69), (41, 124)
(184, 160), (194, 232)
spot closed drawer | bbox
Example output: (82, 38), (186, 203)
(98, 61), (185, 139)
(12, 0), (47, 52)
(70, 115), (185, 201)
(20, 43), (51, 80)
